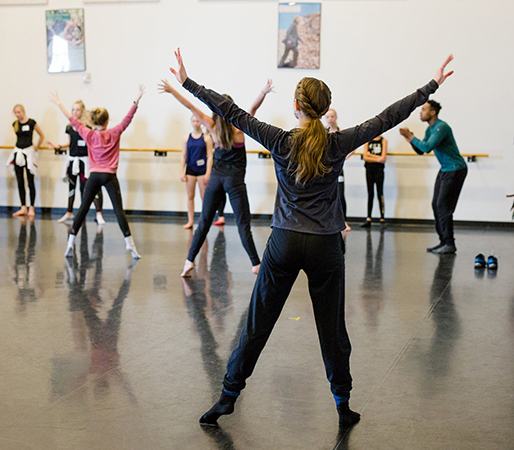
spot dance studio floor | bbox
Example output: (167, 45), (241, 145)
(1, 214), (513, 450)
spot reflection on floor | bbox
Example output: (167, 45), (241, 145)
(0, 215), (513, 450)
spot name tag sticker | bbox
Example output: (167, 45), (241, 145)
(78, 140), (86, 146)
(22, 125), (30, 132)
(338, 176), (344, 183)
(197, 159), (205, 166)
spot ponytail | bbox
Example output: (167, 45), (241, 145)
(212, 94), (235, 149)
(288, 78), (332, 185)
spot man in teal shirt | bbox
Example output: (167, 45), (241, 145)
(400, 100), (467, 254)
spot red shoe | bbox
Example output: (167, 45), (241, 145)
(213, 218), (225, 226)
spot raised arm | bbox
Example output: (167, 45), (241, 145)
(50, 92), (92, 141)
(169, 49), (288, 154)
(248, 79), (274, 117)
(337, 55), (454, 154)
(158, 79), (215, 133)
(111, 85), (144, 135)
(50, 92), (72, 119)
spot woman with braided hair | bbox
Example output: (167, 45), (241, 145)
(169, 48), (454, 428)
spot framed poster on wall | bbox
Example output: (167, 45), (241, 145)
(278, 2), (321, 69)
(46, 9), (86, 73)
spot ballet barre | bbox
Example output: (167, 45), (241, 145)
(0, 146), (489, 161)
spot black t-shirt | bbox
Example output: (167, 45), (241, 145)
(13, 119), (36, 149)
(66, 124), (89, 157)
(365, 138), (384, 168)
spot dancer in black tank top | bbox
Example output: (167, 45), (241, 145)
(159, 77), (274, 276)
(9, 104), (44, 218)
(361, 135), (387, 228)
(48, 100), (104, 224)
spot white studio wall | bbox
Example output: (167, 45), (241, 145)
(1, 0), (513, 221)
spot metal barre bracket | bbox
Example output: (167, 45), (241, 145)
(154, 151), (168, 157)
(467, 155), (477, 162)
(258, 152), (271, 159)
(54, 149), (67, 155)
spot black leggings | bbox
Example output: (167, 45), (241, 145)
(15, 162), (36, 207)
(223, 228), (352, 398)
(365, 164), (385, 219)
(70, 172), (131, 237)
(432, 167), (467, 246)
(67, 161), (103, 213)
(188, 172), (260, 266)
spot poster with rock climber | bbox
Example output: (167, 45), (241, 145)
(278, 3), (320, 69)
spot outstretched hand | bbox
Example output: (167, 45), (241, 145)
(169, 48), (188, 84)
(261, 79), (275, 95)
(135, 84), (145, 105)
(49, 91), (62, 105)
(433, 54), (454, 85)
(158, 79), (176, 95)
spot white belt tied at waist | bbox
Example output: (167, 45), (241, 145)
(62, 156), (89, 182)
(6, 146), (38, 176)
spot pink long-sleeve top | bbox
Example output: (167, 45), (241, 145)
(69, 103), (137, 173)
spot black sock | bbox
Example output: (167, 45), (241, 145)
(199, 391), (238, 426)
(337, 402), (361, 427)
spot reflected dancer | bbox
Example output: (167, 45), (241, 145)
(12, 217), (37, 311)
(360, 230), (385, 328)
(421, 255), (461, 395)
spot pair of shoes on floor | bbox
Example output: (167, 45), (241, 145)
(427, 243), (456, 254)
(475, 253), (498, 270)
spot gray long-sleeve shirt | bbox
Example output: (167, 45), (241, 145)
(183, 78), (439, 235)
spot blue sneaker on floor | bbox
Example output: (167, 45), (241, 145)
(474, 253), (486, 269)
(487, 255), (498, 270)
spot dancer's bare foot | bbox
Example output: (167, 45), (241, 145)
(183, 222), (194, 229)
(181, 259), (194, 277)
(13, 206), (27, 217)
(28, 206), (36, 217)
(252, 264), (260, 275)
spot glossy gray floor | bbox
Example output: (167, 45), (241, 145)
(1, 215), (513, 450)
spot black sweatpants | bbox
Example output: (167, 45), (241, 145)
(15, 160), (36, 207)
(432, 167), (467, 246)
(188, 172), (260, 266)
(70, 172), (131, 237)
(223, 228), (353, 399)
(67, 161), (103, 213)
(365, 164), (385, 219)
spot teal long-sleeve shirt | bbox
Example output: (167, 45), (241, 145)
(411, 119), (467, 172)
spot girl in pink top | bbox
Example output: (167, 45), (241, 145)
(50, 86), (144, 259)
